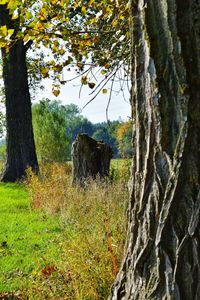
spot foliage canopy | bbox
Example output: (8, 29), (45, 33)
(0, 0), (130, 97)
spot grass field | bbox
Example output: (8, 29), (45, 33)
(0, 160), (130, 299)
(0, 183), (67, 297)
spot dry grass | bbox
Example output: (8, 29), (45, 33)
(25, 161), (129, 299)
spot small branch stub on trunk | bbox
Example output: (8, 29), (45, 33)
(71, 134), (112, 186)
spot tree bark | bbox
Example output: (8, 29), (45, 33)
(110, 0), (200, 299)
(0, 6), (38, 182)
(72, 134), (112, 186)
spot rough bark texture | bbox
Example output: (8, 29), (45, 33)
(71, 134), (112, 186)
(0, 6), (38, 182)
(110, 0), (200, 299)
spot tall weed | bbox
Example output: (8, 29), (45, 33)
(26, 161), (128, 299)
(110, 159), (131, 184)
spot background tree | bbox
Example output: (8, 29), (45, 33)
(32, 99), (124, 162)
(117, 121), (133, 158)
(32, 100), (92, 162)
(110, 0), (200, 299)
(63, 104), (94, 145)
(32, 99), (70, 163)
(0, 3), (38, 182)
(92, 121), (120, 157)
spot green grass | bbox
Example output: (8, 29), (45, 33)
(110, 158), (131, 183)
(0, 161), (128, 299)
(0, 183), (65, 293)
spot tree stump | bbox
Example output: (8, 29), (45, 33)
(71, 134), (113, 186)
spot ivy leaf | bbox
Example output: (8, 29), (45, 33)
(102, 88), (108, 94)
(83, 39), (92, 46)
(88, 82), (95, 89)
(26, 11), (33, 20)
(52, 88), (60, 97)
(7, 0), (21, 10)
(0, 0), (7, 4)
(52, 83), (60, 97)
(52, 0), (59, 4)
(8, 29), (14, 36)
(59, 48), (65, 55)
(0, 41), (7, 48)
(41, 67), (49, 78)
(11, 13), (19, 20)
(81, 75), (88, 85)
(81, 6), (87, 15)
(112, 19), (118, 27)
(104, 63), (110, 69)
(101, 69), (107, 75)
(1, 25), (7, 36)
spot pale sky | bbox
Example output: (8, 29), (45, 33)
(1, 42), (131, 124)
(35, 74), (131, 124)
(1, 71), (131, 124)
(1, 51), (131, 124)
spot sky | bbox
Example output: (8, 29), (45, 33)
(35, 73), (131, 124)
(1, 52), (131, 124)
(1, 72), (131, 124)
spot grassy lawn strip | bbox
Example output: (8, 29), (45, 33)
(0, 183), (66, 292)
(0, 163), (128, 299)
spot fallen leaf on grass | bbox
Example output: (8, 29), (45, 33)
(41, 265), (56, 277)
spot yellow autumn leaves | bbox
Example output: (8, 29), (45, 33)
(0, 25), (14, 50)
(0, 0), (129, 98)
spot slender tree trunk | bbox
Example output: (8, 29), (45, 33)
(110, 0), (200, 299)
(0, 6), (38, 182)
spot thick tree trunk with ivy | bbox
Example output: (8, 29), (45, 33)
(0, 6), (38, 182)
(110, 0), (200, 299)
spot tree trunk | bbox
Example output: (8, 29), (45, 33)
(0, 6), (38, 182)
(72, 134), (112, 186)
(110, 0), (200, 299)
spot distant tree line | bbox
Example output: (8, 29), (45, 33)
(0, 99), (132, 163)
(31, 99), (133, 163)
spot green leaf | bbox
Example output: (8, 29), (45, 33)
(8, 29), (14, 36)
(0, 41), (7, 48)
(7, 0), (22, 10)
(0, 0), (7, 4)
(81, 6), (87, 15)
(1, 25), (7, 36)
(26, 11), (33, 20)
(101, 69), (107, 75)
(102, 88), (108, 94)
